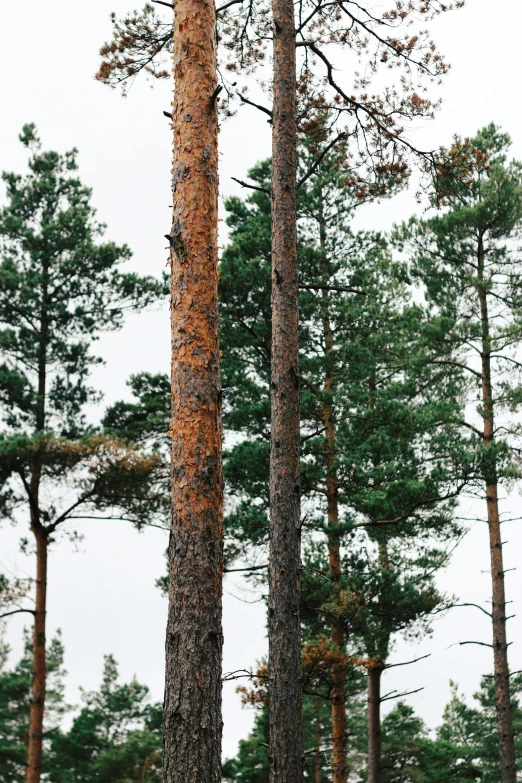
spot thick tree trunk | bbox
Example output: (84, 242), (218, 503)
(367, 666), (383, 783)
(477, 239), (515, 783)
(163, 0), (223, 780)
(319, 231), (347, 783)
(268, 0), (302, 778)
(25, 528), (47, 783)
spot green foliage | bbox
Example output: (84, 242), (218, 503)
(222, 707), (269, 783)
(48, 655), (162, 783)
(0, 629), (67, 783)
(397, 124), (522, 486)
(0, 126), (167, 541)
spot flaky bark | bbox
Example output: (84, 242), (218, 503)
(163, 0), (223, 780)
(477, 237), (515, 783)
(367, 665), (383, 783)
(319, 216), (347, 783)
(268, 0), (302, 778)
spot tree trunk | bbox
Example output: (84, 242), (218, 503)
(25, 528), (47, 783)
(319, 217), (347, 783)
(268, 0), (302, 777)
(314, 713), (322, 783)
(477, 238), (516, 783)
(367, 665), (383, 783)
(163, 0), (223, 779)
(25, 266), (49, 783)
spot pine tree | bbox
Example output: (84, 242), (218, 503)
(0, 629), (67, 783)
(49, 655), (162, 783)
(97, 0), (225, 774)
(218, 152), (469, 781)
(398, 124), (522, 783)
(0, 127), (164, 783)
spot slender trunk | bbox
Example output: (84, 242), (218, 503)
(477, 237), (515, 783)
(314, 711), (322, 783)
(25, 528), (47, 783)
(269, 0), (302, 778)
(367, 665), (383, 783)
(25, 268), (48, 783)
(366, 542), (388, 783)
(163, 1), (223, 780)
(319, 216), (347, 783)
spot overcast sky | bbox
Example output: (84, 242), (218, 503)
(1, 0), (522, 761)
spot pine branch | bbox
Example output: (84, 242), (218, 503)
(297, 131), (347, 189)
(237, 93), (273, 119)
(381, 686), (424, 702)
(231, 177), (271, 196)
(216, 0), (245, 13)
(385, 654), (431, 669)
(0, 608), (35, 619)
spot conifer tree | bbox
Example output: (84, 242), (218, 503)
(218, 152), (470, 781)
(0, 127), (164, 783)
(97, 6), (463, 778)
(398, 125), (522, 783)
(49, 654), (162, 783)
(0, 630), (66, 783)
(97, 0), (224, 775)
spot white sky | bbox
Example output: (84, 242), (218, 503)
(1, 0), (522, 761)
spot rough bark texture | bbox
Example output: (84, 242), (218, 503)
(269, 0), (302, 778)
(367, 666), (383, 783)
(163, 0), (223, 780)
(25, 528), (47, 783)
(477, 238), (516, 783)
(320, 231), (347, 783)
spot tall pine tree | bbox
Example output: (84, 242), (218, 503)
(0, 126), (164, 783)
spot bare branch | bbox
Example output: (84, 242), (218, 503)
(299, 283), (365, 295)
(238, 93), (273, 119)
(216, 0), (244, 13)
(381, 687), (424, 702)
(231, 177), (271, 196)
(297, 132), (347, 189)
(385, 654), (431, 670)
(0, 608), (35, 620)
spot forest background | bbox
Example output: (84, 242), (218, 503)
(1, 0), (522, 762)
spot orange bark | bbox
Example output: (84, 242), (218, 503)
(163, 1), (223, 780)
(477, 237), (515, 783)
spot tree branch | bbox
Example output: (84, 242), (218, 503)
(237, 93), (273, 119)
(385, 654), (431, 670)
(381, 687), (424, 702)
(216, 0), (244, 12)
(299, 283), (365, 296)
(453, 602), (492, 618)
(231, 177), (271, 196)
(0, 608), (35, 620)
(297, 131), (347, 188)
